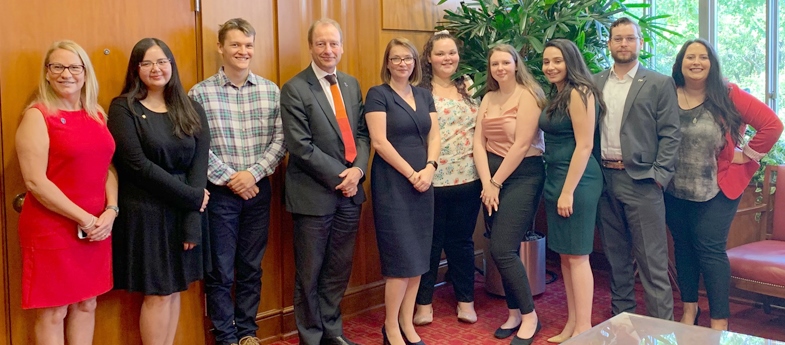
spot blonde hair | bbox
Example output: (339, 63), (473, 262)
(31, 40), (102, 121)
(381, 38), (422, 85)
(308, 18), (343, 45)
(485, 44), (547, 109)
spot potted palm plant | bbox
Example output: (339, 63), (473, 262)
(436, 0), (679, 96)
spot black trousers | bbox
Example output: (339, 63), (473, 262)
(665, 191), (741, 319)
(205, 179), (271, 344)
(292, 196), (361, 345)
(486, 154), (544, 313)
(416, 180), (482, 305)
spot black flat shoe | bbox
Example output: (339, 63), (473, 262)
(510, 321), (541, 345)
(494, 323), (521, 339)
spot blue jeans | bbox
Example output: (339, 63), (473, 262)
(205, 178), (271, 344)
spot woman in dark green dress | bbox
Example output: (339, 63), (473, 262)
(538, 39), (605, 342)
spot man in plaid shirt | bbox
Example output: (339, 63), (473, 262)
(189, 18), (285, 345)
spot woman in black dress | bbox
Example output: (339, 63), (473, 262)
(108, 38), (210, 345)
(365, 38), (440, 345)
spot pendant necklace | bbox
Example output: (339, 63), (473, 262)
(681, 89), (699, 124)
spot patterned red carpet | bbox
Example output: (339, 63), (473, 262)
(270, 266), (785, 344)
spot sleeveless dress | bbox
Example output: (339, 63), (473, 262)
(365, 84), (436, 278)
(17, 104), (115, 309)
(538, 106), (602, 255)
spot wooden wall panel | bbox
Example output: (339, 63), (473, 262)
(199, 0), (278, 82)
(382, 0), (463, 31)
(0, 0), (203, 344)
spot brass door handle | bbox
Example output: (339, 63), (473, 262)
(13, 193), (25, 213)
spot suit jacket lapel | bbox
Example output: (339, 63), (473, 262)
(306, 69), (342, 138)
(622, 68), (648, 126)
(595, 70), (611, 90)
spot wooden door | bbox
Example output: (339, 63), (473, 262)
(0, 0), (206, 343)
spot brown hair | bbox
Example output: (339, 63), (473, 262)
(218, 18), (256, 45)
(380, 38), (422, 85)
(417, 31), (475, 105)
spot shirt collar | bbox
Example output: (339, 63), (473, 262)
(610, 61), (640, 80)
(310, 61), (338, 82)
(218, 66), (258, 87)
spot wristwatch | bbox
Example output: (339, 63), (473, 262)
(105, 205), (119, 216)
(426, 160), (438, 170)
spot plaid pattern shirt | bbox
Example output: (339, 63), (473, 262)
(189, 67), (285, 185)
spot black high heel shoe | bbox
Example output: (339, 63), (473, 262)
(382, 326), (391, 345)
(693, 308), (701, 326)
(400, 327), (426, 345)
(510, 321), (541, 345)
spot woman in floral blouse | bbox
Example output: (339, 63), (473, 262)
(413, 30), (482, 325)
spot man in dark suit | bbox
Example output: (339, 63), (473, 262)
(280, 18), (369, 345)
(593, 17), (681, 320)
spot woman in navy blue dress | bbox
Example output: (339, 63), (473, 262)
(365, 37), (440, 345)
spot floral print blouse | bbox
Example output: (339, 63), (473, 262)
(433, 96), (480, 187)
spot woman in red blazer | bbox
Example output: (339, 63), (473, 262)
(666, 38), (783, 331)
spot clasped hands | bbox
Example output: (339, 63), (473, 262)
(480, 182), (500, 216)
(227, 170), (258, 201)
(79, 208), (117, 242)
(408, 166), (435, 193)
(335, 167), (363, 197)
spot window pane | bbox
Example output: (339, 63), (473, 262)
(649, 0), (699, 75)
(621, 0), (646, 18)
(717, 0), (767, 102)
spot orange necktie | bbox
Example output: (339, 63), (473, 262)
(324, 74), (357, 163)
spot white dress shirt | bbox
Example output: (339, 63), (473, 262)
(601, 62), (640, 161)
(311, 61), (344, 114)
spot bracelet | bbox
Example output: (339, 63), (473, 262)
(79, 216), (97, 230)
(407, 170), (416, 179)
(105, 205), (119, 216)
(490, 178), (503, 189)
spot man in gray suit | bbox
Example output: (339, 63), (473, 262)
(593, 17), (681, 320)
(280, 18), (369, 345)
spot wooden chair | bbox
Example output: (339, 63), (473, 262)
(727, 165), (785, 313)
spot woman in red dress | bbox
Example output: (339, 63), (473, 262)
(16, 40), (117, 344)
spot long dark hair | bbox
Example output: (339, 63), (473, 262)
(417, 32), (475, 105)
(672, 38), (743, 145)
(120, 38), (201, 138)
(543, 39), (606, 120)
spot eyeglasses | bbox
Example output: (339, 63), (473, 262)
(610, 36), (640, 44)
(47, 63), (85, 75)
(389, 56), (414, 65)
(139, 59), (171, 70)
